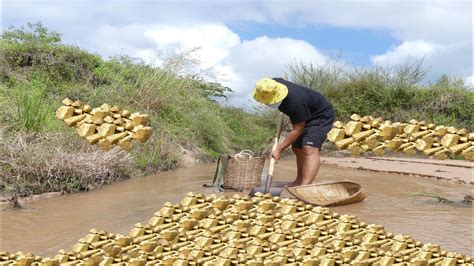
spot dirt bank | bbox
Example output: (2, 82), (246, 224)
(321, 156), (473, 185)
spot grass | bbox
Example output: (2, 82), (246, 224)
(288, 60), (474, 130)
(408, 192), (472, 205)
(0, 23), (274, 201)
(408, 192), (451, 204)
(10, 74), (52, 132)
(0, 130), (133, 197)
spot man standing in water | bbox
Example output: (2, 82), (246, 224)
(252, 78), (335, 186)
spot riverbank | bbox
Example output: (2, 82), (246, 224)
(320, 156), (473, 185)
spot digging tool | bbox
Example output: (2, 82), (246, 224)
(249, 112), (284, 196)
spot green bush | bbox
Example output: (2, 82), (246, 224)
(1, 22), (102, 84)
(288, 61), (474, 129)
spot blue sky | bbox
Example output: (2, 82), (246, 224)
(232, 23), (398, 66)
(2, 0), (472, 107)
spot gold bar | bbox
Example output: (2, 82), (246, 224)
(344, 121), (363, 136)
(56, 106), (75, 120)
(327, 128), (346, 143)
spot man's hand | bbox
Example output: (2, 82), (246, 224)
(271, 149), (281, 161)
(269, 122), (304, 162)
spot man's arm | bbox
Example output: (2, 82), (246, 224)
(271, 122), (305, 160)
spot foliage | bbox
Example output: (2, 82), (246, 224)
(288, 61), (474, 129)
(1, 22), (102, 83)
(10, 74), (52, 132)
(1, 22), (61, 45)
(0, 24), (275, 200)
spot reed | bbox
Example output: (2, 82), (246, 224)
(11, 79), (51, 132)
(408, 192), (451, 203)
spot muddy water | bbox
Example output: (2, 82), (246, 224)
(1, 160), (472, 257)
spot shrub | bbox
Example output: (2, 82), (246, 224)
(288, 61), (474, 129)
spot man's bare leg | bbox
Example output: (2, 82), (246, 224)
(286, 147), (304, 187)
(301, 146), (321, 185)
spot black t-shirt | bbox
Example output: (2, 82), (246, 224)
(274, 78), (334, 126)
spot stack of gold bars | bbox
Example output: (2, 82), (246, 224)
(327, 114), (473, 161)
(1, 193), (471, 265)
(56, 98), (152, 151)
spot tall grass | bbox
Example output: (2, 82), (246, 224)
(11, 75), (51, 132)
(0, 130), (132, 197)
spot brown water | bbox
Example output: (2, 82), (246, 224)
(1, 160), (473, 257)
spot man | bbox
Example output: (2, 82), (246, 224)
(252, 77), (335, 186)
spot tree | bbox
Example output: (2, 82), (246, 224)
(1, 22), (61, 45)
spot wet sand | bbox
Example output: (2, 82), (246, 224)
(1, 160), (472, 257)
(321, 156), (473, 184)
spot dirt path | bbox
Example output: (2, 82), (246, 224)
(321, 156), (473, 185)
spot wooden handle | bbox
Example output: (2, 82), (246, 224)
(264, 112), (284, 193)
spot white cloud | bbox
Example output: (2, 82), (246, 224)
(87, 23), (242, 74)
(464, 75), (474, 86)
(87, 24), (156, 59)
(6, 1), (471, 46)
(3, 0), (472, 104)
(144, 24), (241, 69)
(218, 36), (331, 107)
(4, 0), (471, 45)
(371, 41), (438, 65)
(263, 1), (471, 44)
(371, 41), (439, 64)
(86, 23), (333, 107)
(263, 1), (472, 84)
(371, 40), (472, 82)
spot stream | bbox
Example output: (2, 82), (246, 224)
(1, 160), (472, 257)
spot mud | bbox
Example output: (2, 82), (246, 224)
(321, 156), (473, 184)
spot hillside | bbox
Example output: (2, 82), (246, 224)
(0, 23), (276, 199)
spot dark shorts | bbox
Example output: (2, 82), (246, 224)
(292, 108), (335, 150)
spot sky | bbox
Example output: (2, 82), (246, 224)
(2, 0), (473, 107)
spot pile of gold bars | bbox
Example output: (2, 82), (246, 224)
(56, 98), (152, 151)
(327, 114), (473, 161)
(2, 192), (471, 265)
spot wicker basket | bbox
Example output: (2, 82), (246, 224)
(284, 181), (366, 206)
(223, 150), (265, 191)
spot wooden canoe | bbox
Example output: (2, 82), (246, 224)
(283, 181), (366, 207)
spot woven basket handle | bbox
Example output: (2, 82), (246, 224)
(234, 150), (254, 160)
